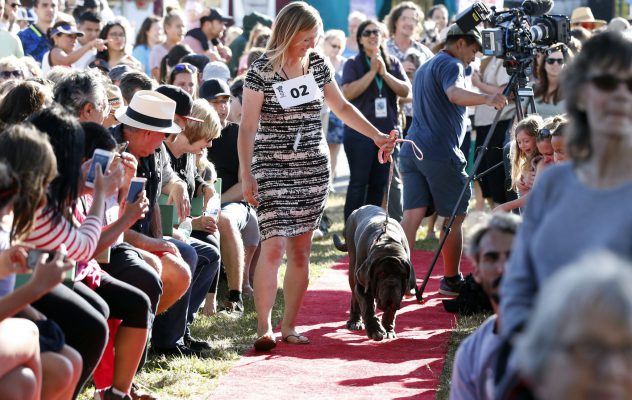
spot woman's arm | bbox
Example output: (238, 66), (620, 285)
(324, 81), (392, 149)
(50, 39), (104, 66)
(238, 87), (264, 206)
(341, 56), (380, 101)
(380, 60), (411, 98)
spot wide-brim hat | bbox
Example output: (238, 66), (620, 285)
(115, 90), (182, 134)
(570, 7), (606, 28)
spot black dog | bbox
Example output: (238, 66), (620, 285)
(334, 205), (415, 340)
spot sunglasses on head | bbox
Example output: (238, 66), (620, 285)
(0, 70), (23, 79)
(545, 58), (564, 65)
(361, 29), (381, 37)
(173, 63), (197, 74)
(537, 128), (552, 140)
(589, 74), (632, 93)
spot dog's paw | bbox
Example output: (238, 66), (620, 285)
(384, 330), (397, 339)
(365, 317), (386, 341)
(346, 319), (363, 331)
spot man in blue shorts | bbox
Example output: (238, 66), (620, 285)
(400, 24), (507, 296)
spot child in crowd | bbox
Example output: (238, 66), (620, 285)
(495, 115), (543, 213)
(168, 62), (198, 97)
(43, 22), (105, 76)
(551, 119), (568, 163)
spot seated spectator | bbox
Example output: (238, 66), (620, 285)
(180, 53), (210, 86)
(513, 251), (632, 400)
(108, 64), (134, 86)
(201, 78), (261, 304)
(53, 69), (108, 124)
(118, 71), (153, 105)
(103, 84), (123, 129)
(158, 43), (193, 84)
(0, 80), (52, 125)
(183, 8), (233, 63)
(449, 212), (521, 400)
(168, 63), (198, 97)
(0, 55), (26, 84)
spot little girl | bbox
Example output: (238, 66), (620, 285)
(42, 22), (105, 76)
(495, 115), (543, 212)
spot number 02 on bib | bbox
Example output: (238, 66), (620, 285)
(273, 73), (322, 109)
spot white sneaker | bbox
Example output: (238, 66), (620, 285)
(312, 229), (324, 240)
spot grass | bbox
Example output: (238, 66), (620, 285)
(80, 193), (489, 399)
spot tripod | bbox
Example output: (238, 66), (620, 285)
(415, 60), (537, 301)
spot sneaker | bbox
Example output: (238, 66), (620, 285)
(219, 300), (244, 317)
(439, 273), (465, 296)
(312, 229), (324, 240)
(150, 343), (209, 358)
(184, 333), (212, 351)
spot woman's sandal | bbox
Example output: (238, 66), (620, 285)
(130, 383), (158, 400)
(282, 334), (310, 345)
(254, 334), (277, 351)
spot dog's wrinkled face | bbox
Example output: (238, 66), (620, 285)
(370, 257), (409, 312)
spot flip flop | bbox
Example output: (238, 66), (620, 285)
(254, 334), (276, 351)
(282, 334), (310, 345)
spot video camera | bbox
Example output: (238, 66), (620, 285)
(456, 0), (570, 74)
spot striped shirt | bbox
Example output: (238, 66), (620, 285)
(25, 207), (102, 263)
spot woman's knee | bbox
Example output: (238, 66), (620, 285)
(261, 238), (286, 263)
(0, 367), (38, 400)
(60, 345), (82, 381)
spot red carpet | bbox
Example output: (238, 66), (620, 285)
(212, 250), (473, 400)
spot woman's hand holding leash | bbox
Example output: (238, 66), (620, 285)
(378, 130), (424, 164)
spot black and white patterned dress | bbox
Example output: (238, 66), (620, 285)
(245, 52), (333, 240)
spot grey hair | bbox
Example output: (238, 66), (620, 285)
(514, 251), (632, 382)
(53, 70), (107, 117)
(466, 212), (522, 260)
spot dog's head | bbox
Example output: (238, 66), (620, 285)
(358, 245), (413, 312)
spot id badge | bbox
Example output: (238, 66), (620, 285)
(375, 97), (387, 118)
(273, 73), (322, 109)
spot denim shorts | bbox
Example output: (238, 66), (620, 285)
(401, 156), (471, 217)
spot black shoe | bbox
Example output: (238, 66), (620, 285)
(219, 300), (244, 317)
(151, 343), (209, 358)
(102, 388), (132, 400)
(439, 273), (465, 296)
(184, 334), (212, 351)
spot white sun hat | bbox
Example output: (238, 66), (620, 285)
(115, 90), (182, 134)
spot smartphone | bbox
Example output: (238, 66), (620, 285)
(26, 249), (55, 269)
(127, 177), (147, 203)
(115, 141), (129, 154)
(86, 149), (114, 188)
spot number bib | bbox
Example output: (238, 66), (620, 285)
(273, 73), (321, 109)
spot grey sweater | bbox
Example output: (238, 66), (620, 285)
(500, 162), (632, 337)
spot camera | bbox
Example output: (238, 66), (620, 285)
(456, 0), (570, 74)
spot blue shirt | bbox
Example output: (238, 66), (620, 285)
(17, 24), (50, 63)
(133, 44), (152, 76)
(402, 50), (467, 164)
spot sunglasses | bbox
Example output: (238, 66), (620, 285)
(589, 74), (632, 93)
(545, 58), (564, 65)
(361, 29), (381, 37)
(537, 128), (552, 140)
(0, 70), (23, 79)
(173, 63), (197, 74)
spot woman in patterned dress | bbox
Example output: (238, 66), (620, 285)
(238, 2), (395, 351)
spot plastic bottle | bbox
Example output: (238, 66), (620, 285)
(178, 217), (193, 239)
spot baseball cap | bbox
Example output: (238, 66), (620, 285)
(446, 24), (482, 48)
(108, 64), (133, 82)
(89, 58), (110, 73)
(155, 85), (204, 122)
(202, 61), (231, 82)
(199, 78), (231, 100)
(203, 8), (234, 24)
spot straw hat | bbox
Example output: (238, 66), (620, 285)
(570, 7), (606, 29)
(115, 90), (182, 134)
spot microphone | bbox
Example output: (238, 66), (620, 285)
(521, 0), (554, 16)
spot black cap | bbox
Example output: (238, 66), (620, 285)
(180, 54), (211, 73)
(155, 85), (203, 122)
(108, 64), (133, 81)
(89, 58), (110, 73)
(203, 8), (234, 24)
(199, 79), (231, 100)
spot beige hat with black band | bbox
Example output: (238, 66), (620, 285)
(115, 90), (182, 134)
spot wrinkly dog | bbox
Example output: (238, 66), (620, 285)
(333, 205), (416, 340)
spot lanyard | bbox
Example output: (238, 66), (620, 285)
(365, 56), (384, 96)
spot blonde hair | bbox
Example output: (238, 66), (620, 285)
(265, 2), (322, 72)
(509, 115), (543, 191)
(184, 99), (222, 144)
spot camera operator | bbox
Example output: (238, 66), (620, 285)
(400, 24), (507, 296)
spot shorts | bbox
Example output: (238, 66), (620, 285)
(326, 113), (344, 145)
(401, 156), (471, 217)
(221, 201), (260, 246)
